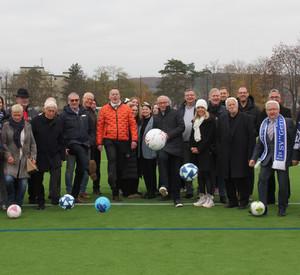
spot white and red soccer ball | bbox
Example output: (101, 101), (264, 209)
(7, 204), (22, 219)
(145, 128), (167, 151)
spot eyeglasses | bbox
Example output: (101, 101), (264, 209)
(269, 96), (280, 99)
(45, 109), (56, 113)
(157, 101), (168, 105)
(70, 99), (79, 102)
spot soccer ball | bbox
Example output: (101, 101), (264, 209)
(179, 163), (198, 181)
(59, 194), (75, 210)
(145, 128), (167, 151)
(250, 201), (265, 216)
(95, 197), (111, 213)
(7, 204), (22, 219)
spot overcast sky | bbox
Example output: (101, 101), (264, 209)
(0, 0), (299, 78)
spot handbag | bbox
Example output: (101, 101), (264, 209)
(22, 148), (38, 174)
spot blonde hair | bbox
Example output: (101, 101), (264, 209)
(11, 104), (23, 113)
(193, 109), (210, 121)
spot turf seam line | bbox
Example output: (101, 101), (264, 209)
(1, 227), (300, 232)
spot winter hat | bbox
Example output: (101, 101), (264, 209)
(196, 99), (208, 110)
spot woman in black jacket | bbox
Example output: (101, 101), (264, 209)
(190, 99), (216, 208)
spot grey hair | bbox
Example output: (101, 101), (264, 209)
(225, 97), (238, 107)
(11, 104), (23, 113)
(83, 92), (94, 99)
(157, 95), (171, 105)
(209, 88), (219, 96)
(269, 89), (281, 97)
(44, 99), (57, 109)
(266, 100), (280, 109)
(68, 92), (79, 100)
(184, 89), (195, 96)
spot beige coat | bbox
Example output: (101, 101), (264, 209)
(2, 121), (37, 179)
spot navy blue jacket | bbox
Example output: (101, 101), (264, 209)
(59, 104), (95, 148)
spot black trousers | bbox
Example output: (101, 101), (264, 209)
(141, 156), (157, 196)
(92, 145), (101, 192)
(68, 143), (89, 199)
(198, 170), (212, 195)
(225, 177), (250, 206)
(103, 139), (129, 196)
(31, 166), (61, 205)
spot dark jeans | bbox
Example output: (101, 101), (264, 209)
(31, 166), (61, 205)
(158, 150), (181, 201)
(0, 160), (8, 207)
(103, 139), (129, 196)
(258, 162), (289, 210)
(225, 177), (250, 207)
(68, 143), (89, 199)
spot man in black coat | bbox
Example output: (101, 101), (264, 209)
(258, 89), (292, 204)
(216, 97), (255, 209)
(237, 87), (261, 202)
(153, 96), (185, 207)
(31, 100), (65, 209)
(250, 101), (296, 216)
(208, 88), (228, 204)
(59, 92), (95, 203)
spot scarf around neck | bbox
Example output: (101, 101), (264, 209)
(9, 116), (25, 148)
(193, 116), (205, 142)
(255, 114), (287, 170)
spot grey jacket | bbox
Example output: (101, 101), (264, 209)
(138, 116), (157, 159)
(2, 121), (37, 178)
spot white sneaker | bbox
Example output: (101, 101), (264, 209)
(202, 195), (215, 208)
(193, 193), (206, 207)
(159, 187), (168, 197)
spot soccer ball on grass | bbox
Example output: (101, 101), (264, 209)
(59, 194), (75, 210)
(250, 201), (265, 216)
(95, 197), (111, 213)
(7, 204), (22, 219)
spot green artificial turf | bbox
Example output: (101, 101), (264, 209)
(1, 160), (300, 274)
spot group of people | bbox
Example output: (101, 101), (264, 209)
(0, 86), (299, 217)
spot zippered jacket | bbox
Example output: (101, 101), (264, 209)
(96, 103), (138, 145)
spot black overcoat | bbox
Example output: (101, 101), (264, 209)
(190, 116), (216, 171)
(31, 113), (65, 172)
(216, 112), (255, 179)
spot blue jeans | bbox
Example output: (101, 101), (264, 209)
(5, 175), (28, 207)
(65, 151), (90, 194)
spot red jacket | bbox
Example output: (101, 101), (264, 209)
(96, 103), (138, 145)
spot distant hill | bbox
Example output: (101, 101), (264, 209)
(130, 77), (161, 92)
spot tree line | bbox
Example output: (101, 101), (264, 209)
(0, 40), (299, 116)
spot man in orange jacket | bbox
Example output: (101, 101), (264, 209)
(96, 89), (138, 202)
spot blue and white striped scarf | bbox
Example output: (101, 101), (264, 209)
(255, 114), (287, 171)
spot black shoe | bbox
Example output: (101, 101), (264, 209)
(92, 190), (102, 195)
(36, 205), (45, 210)
(158, 195), (171, 201)
(182, 194), (194, 200)
(51, 200), (59, 205)
(278, 209), (286, 217)
(238, 205), (247, 210)
(225, 203), (238, 208)
(220, 196), (228, 204)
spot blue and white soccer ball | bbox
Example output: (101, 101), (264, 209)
(250, 201), (265, 216)
(95, 197), (111, 213)
(179, 163), (198, 181)
(59, 194), (75, 210)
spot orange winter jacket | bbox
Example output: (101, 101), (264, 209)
(96, 103), (138, 145)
